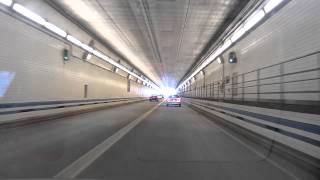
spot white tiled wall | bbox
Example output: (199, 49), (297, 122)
(0, 1), (149, 103)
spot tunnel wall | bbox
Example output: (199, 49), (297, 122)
(0, 1), (152, 124)
(0, 1), (151, 104)
(182, 0), (320, 160)
(183, 0), (320, 111)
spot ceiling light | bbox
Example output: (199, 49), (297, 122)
(44, 22), (67, 37)
(230, 26), (247, 42)
(66, 35), (82, 47)
(264, 0), (284, 13)
(220, 39), (232, 52)
(94, 51), (145, 82)
(92, 50), (104, 59)
(81, 43), (93, 53)
(0, 0), (12, 6)
(13, 3), (46, 25)
(243, 10), (265, 31)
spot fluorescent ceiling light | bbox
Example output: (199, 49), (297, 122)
(264, 0), (283, 13)
(44, 22), (67, 37)
(13, 3), (46, 25)
(231, 26), (247, 42)
(66, 35), (82, 47)
(0, 0), (12, 6)
(92, 49), (147, 83)
(81, 43), (93, 53)
(243, 10), (265, 31)
(92, 50), (104, 59)
(220, 39), (232, 52)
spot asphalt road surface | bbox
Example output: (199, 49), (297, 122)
(0, 101), (312, 179)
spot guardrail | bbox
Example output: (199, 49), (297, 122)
(180, 50), (320, 114)
(0, 97), (146, 127)
(184, 98), (320, 162)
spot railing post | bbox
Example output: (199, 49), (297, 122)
(218, 83), (220, 99)
(242, 74), (245, 102)
(317, 53), (320, 101)
(213, 83), (215, 99)
(280, 64), (284, 104)
(257, 69), (260, 102)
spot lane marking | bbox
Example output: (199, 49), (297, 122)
(54, 103), (161, 178)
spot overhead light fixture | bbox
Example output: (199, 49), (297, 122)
(231, 26), (247, 42)
(0, 0), (12, 6)
(243, 10), (265, 32)
(81, 43), (93, 53)
(92, 50), (147, 83)
(13, 3), (46, 25)
(92, 50), (103, 59)
(66, 35), (82, 47)
(44, 22), (67, 37)
(264, 0), (284, 13)
(220, 39), (232, 52)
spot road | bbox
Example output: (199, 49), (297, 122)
(0, 101), (306, 179)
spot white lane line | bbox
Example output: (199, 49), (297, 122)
(54, 103), (161, 178)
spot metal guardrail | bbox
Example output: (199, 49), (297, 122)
(0, 97), (145, 115)
(180, 50), (320, 104)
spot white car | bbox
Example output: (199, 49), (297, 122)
(166, 95), (181, 107)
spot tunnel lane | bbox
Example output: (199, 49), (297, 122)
(0, 101), (314, 179)
(78, 103), (298, 180)
(0, 101), (157, 178)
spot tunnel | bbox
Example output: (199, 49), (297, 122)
(0, 0), (319, 179)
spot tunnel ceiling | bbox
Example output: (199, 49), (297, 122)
(50, 0), (250, 88)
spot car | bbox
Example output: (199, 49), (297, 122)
(166, 95), (181, 107)
(157, 95), (164, 99)
(149, 95), (159, 102)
